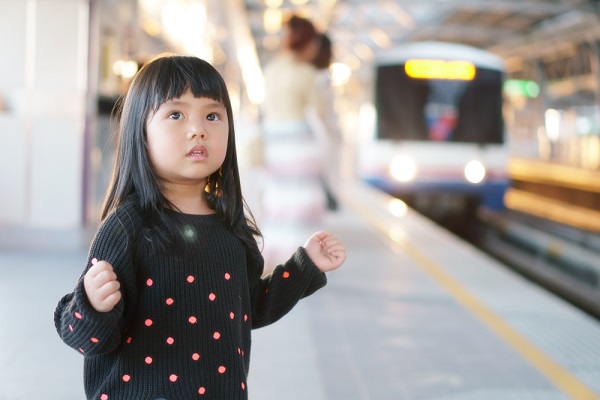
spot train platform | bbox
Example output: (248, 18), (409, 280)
(1, 179), (600, 400)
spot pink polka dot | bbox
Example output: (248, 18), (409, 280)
(68, 324), (73, 331)
(224, 273), (231, 280)
(91, 258), (98, 265)
(169, 374), (178, 382)
(189, 316), (197, 324)
(213, 332), (221, 340)
(237, 347), (241, 354)
(166, 298), (174, 305)
(187, 275), (195, 283)
(126, 337), (132, 344)
(283, 271), (290, 278)
(79, 348), (84, 353)
(198, 387), (206, 395)
(241, 382), (245, 390)
(166, 337), (174, 345)
(244, 314), (248, 322)
(145, 319), (153, 327)
(90, 337), (99, 343)
(101, 394), (108, 400)
(122, 374), (131, 382)
(218, 366), (226, 374)
(208, 293), (216, 301)
(229, 312), (234, 319)
(146, 278), (153, 286)
(74, 312), (82, 319)
(192, 353), (200, 361)
(145, 356), (153, 364)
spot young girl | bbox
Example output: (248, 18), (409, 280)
(54, 54), (346, 400)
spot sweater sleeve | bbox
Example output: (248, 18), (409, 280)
(249, 246), (327, 329)
(54, 207), (139, 356)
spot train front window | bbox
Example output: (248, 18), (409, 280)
(375, 64), (504, 144)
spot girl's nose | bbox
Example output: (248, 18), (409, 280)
(188, 122), (207, 140)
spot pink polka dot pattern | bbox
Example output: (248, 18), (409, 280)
(166, 298), (174, 305)
(192, 353), (200, 361)
(187, 275), (195, 283)
(169, 374), (178, 382)
(145, 319), (153, 327)
(198, 387), (206, 395)
(244, 314), (248, 322)
(218, 366), (226, 374)
(68, 324), (73, 331)
(74, 312), (82, 319)
(146, 278), (153, 286)
(188, 316), (197, 324)
(101, 394), (108, 400)
(283, 271), (290, 278)
(213, 332), (221, 340)
(145, 356), (153, 364)
(122, 374), (131, 382)
(166, 337), (175, 345)
(208, 293), (216, 301)
(241, 382), (245, 390)
(91, 337), (99, 343)
(91, 258), (98, 265)
(126, 337), (132, 344)
(229, 312), (235, 319)
(224, 272), (231, 280)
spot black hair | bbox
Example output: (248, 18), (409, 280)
(311, 33), (333, 70)
(285, 14), (317, 51)
(102, 54), (261, 256)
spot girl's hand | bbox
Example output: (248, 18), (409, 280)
(304, 231), (346, 273)
(83, 259), (122, 313)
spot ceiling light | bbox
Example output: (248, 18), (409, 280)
(368, 28), (391, 49)
(265, 0), (283, 8)
(263, 9), (282, 33)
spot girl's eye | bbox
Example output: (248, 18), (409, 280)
(168, 112), (183, 120)
(207, 113), (220, 122)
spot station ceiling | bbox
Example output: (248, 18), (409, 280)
(244, 0), (600, 70)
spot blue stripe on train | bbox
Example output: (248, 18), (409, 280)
(362, 176), (509, 211)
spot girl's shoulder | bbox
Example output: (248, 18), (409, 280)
(99, 198), (144, 237)
(89, 198), (144, 256)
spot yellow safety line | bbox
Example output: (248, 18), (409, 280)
(346, 196), (600, 400)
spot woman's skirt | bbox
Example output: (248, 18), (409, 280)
(260, 120), (326, 272)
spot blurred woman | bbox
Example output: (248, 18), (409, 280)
(260, 15), (327, 271)
(305, 32), (341, 211)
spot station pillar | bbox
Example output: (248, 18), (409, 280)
(0, 0), (90, 231)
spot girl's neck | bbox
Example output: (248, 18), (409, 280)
(162, 182), (214, 215)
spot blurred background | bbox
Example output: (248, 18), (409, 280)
(2, 0), (600, 238)
(2, 1), (600, 399)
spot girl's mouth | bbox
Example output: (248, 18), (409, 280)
(187, 145), (208, 160)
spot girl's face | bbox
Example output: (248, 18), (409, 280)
(146, 89), (229, 187)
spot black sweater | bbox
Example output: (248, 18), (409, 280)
(54, 201), (326, 399)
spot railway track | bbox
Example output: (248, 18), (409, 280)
(476, 209), (600, 319)
(389, 188), (600, 319)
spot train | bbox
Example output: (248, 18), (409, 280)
(357, 41), (509, 219)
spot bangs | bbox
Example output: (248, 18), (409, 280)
(145, 56), (228, 112)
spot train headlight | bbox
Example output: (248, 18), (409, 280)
(390, 155), (417, 182)
(464, 160), (486, 184)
